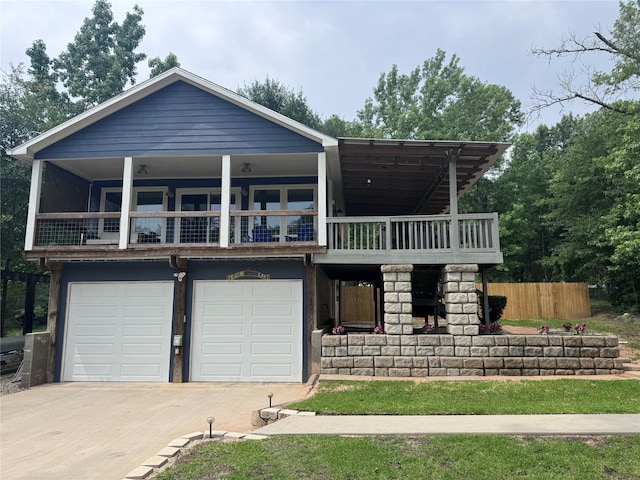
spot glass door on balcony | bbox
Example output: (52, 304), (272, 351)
(250, 186), (316, 242)
(176, 190), (237, 244)
(132, 190), (166, 243)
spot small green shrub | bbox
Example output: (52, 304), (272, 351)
(488, 295), (507, 323)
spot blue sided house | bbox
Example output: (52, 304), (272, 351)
(8, 69), (508, 383)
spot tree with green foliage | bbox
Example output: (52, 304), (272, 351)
(148, 52), (180, 77)
(237, 76), (322, 130)
(356, 49), (523, 141)
(53, 0), (146, 108)
(532, 0), (640, 114)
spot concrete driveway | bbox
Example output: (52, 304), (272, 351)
(0, 381), (309, 480)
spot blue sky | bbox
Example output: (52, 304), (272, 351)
(1, 0), (620, 131)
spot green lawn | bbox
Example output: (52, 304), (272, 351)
(155, 435), (640, 480)
(288, 380), (640, 415)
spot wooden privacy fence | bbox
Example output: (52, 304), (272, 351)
(341, 285), (377, 324)
(479, 282), (591, 320)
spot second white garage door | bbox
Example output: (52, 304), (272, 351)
(191, 280), (303, 382)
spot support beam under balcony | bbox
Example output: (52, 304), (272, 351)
(220, 154), (231, 248)
(318, 151), (327, 247)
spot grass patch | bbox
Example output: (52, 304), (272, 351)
(288, 380), (640, 415)
(500, 314), (640, 352)
(155, 435), (640, 480)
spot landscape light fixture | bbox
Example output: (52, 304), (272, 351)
(207, 416), (215, 438)
(241, 162), (252, 173)
(267, 392), (273, 408)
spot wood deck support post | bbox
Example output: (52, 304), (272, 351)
(46, 262), (63, 383)
(305, 255), (317, 380)
(172, 257), (188, 383)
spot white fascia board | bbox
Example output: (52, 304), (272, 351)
(7, 67), (338, 162)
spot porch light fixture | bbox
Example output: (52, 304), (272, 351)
(137, 164), (148, 175)
(207, 416), (215, 438)
(241, 162), (252, 173)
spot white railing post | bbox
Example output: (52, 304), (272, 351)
(220, 155), (231, 248)
(491, 212), (500, 252)
(120, 157), (133, 249)
(25, 160), (44, 250)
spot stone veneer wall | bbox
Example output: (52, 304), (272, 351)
(320, 334), (623, 377)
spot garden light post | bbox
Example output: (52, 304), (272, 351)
(207, 416), (215, 438)
(267, 392), (273, 408)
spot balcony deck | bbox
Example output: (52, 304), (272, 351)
(27, 212), (502, 265)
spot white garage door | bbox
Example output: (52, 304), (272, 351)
(191, 280), (303, 382)
(63, 282), (174, 382)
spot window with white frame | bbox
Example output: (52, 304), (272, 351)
(250, 185), (316, 242)
(99, 187), (167, 242)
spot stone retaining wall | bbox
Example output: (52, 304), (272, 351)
(321, 333), (624, 377)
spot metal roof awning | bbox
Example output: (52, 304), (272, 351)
(337, 138), (510, 216)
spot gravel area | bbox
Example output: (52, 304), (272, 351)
(1, 372), (25, 396)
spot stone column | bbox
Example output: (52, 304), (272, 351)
(442, 264), (479, 336)
(382, 264), (414, 335)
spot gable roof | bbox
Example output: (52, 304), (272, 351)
(8, 68), (338, 162)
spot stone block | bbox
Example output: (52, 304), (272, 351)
(156, 447), (180, 458)
(385, 314), (399, 325)
(484, 369), (499, 376)
(321, 357), (333, 368)
(463, 358), (484, 369)
(338, 368), (352, 375)
(446, 293), (468, 304)
(335, 347), (347, 356)
(443, 272), (462, 282)
(564, 347), (581, 357)
(321, 368), (338, 374)
(399, 292), (413, 303)
(428, 357), (442, 367)
(455, 336), (472, 346)
(499, 369), (522, 376)
(524, 346), (543, 357)
(460, 368), (484, 376)
(429, 368), (447, 376)
(381, 345), (401, 355)
(467, 292), (478, 303)
(399, 314), (414, 324)
(441, 357), (463, 368)
(470, 335), (496, 347)
(413, 357), (428, 367)
(600, 347), (620, 358)
(385, 325), (402, 335)
(384, 292), (399, 302)
(459, 282), (476, 293)
(580, 347), (599, 358)
(381, 264), (414, 273)
(538, 358), (557, 369)
(435, 346), (455, 356)
(387, 335), (401, 345)
(555, 369), (575, 375)
(455, 346), (470, 356)
(613, 359), (625, 369)
(382, 272), (397, 282)
(543, 347), (564, 357)
(576, 369), (595, 375)
(401, 346), (416, 356)
(401, 324), (413, 335)
(362, 346), (381, 356)
(396, 282), (412, 292)
(506, 335), (526, 346)
(375, 368), (389, 376)
(522, 358), (539, 368)
(354, 357), (374, 368)
(385, 302), (402, 313)
(526, 336), (549, 346)
(365, 335), (388, 346)
(595, 369), (612, 375)
(556, 358), (580, 369)
(493, 336), (509, 346)
(563, 336), (583, 347)
(582, 336), (605, 347)
(579, 358), (595, 368)
(549, 336), (564, 346)
(143, 456), (169, 468)
(504, 357), (524, 368)
(508, 346), (524, 356)
(443, 264), (478, 273)
(538, 369), (555, 376)
(447, 325), (464, 335)
(340, 335), (349, 346)
(489, 346), (509, 357)
(333, 357), (354, 368)
(461, 272), (476, 281)
(604, 337), (619, 347)
(470, 346), (489, 357)
(323, 335), (341, 346)
(389, 368), (411, 377)
(394, 357), (414, 368)
(444, 282), (460, 293)
(446, 303), (463, 313)
(374, 356), (394, 368)
(522, 369), (540, 376)
(594, 358), (614, 369)
(260, 408), (281, 420)
(278, 409), (299, 419)
(468, 314), (480, 325)
(402, 303), (413, 313)
(446, 368), (461, 376)
(439, 335), (454, 346)
(351, 368), (374, 376)
(483, 358), (504, 368)
(463, 325), (479, 336)
(347, 346), (363, 356)
(322, 347), (335, 357)
(125, 466), (154, 479)
(416, 346), (435, 356)
(411, 368), (428, 377)
(383, 281), (395, 291)
(418, 336), (441, 346)
(463, 303), (478, 314)
(349, 334), (365, 346)
(401, 335), (417, 345)
(397, 272), (412, 282)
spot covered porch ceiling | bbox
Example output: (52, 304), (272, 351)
(338, 138), (511, 216)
